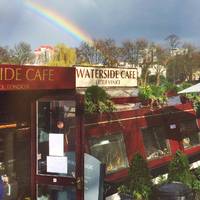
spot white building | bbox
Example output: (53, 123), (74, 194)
(34, 45), (55, 65)
(170, 48), (188, 56)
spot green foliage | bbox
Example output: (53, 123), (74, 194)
(138, 85), (153, 101)
(168, 150), (200, 198)
(48, 43), (76, 67)
(168, 150), (195, 188)
(177, 82), (200, 113)
(118, 184), (130, 195)
(162, 81), (178, 93)
(177, 82), (193, 92)
(138, 84), (167, 108)
(0, 163), (5, 175)
(118, 153), (152, 200)
(129, 154), (152, 200)
(84, 85), (115, 113)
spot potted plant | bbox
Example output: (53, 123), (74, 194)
(168, 150), (194, 188)
(177, 82), (193, 104)
(163, 82), (178, 97)
(161, 150), (200, 199)
(118, 153), (153, 200)
(138, 85), (167, 109)
(84, 85), (115, 114)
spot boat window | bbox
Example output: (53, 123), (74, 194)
(89, 133), (129, 174)
(180, 119), (200, 149)
(141, 126), (170, 160)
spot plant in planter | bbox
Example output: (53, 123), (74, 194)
(177, 83), (200, 116)
(167, 150), (200, 198)
(84, 85), (115, 113)
(162, 81), (178, 97)
(138, 85), (167, 109)
(177, 82), (193, 104)
(118, 153), (153, 200)
(138, 85), (152, 106)
(168, 150), (194, 188)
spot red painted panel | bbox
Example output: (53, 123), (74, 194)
(84, 102), (199, 182)
(0, 64), (75, 90)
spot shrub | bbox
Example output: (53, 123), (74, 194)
(168, 150), (195, 188)
(138, 85), (167, 108)
(84, 85), (115, 113)
(118, 153), (152, 200)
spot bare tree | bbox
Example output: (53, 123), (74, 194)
(10, 42), (34, 65)
(165, 34), (180, 83)
(0, 46), (11, 64)
(120, 40), (135, 66)
(165, 34), (180, 51)
(153, 45), (168, 85)
(76, 42), (104, 65)
(95, 39), (119, 67)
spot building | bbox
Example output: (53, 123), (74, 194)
(34, 45), (55, 65)
(170, 48), (188, 56)
(0, 64), (199, 199)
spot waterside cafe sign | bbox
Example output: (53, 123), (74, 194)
(0, 65), (75, 91)
(0, 65), (137, 91)
(76, 66), (137, 87)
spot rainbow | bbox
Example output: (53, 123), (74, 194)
(25, 0), (93, 46)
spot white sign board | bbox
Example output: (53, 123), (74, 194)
(49, 133), (64, 156)
(170, 124), (176, 129)
(47, 156), (68, 174)
(76, 66), (137, 87)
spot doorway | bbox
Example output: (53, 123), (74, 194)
(33, 95), (84, 200)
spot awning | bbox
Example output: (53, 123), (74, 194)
(178, 83), (200, 94)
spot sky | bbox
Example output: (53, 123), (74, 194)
(1, 0), (200, 50)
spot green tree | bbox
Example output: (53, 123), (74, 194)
(129, 154), (152, 200)
(48, 43), (76, 67)
(84, 85), (115, 113)
(10, 42), (34, 64)
(168, 150), (194, 188)
(118, 153), (152, 200)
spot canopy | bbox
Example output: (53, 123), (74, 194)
(178, 83), (200, 94)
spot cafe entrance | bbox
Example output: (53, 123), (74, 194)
(32, 95), (84, 200)
(0, 93), (84, 200)
(0, 65), (84, 200)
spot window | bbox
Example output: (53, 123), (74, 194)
(141, 126), (170, 160)
(89, 133), (129, 174)
(180, 119), (200, 149)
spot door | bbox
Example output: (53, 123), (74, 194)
(31, 95), (84, 200)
